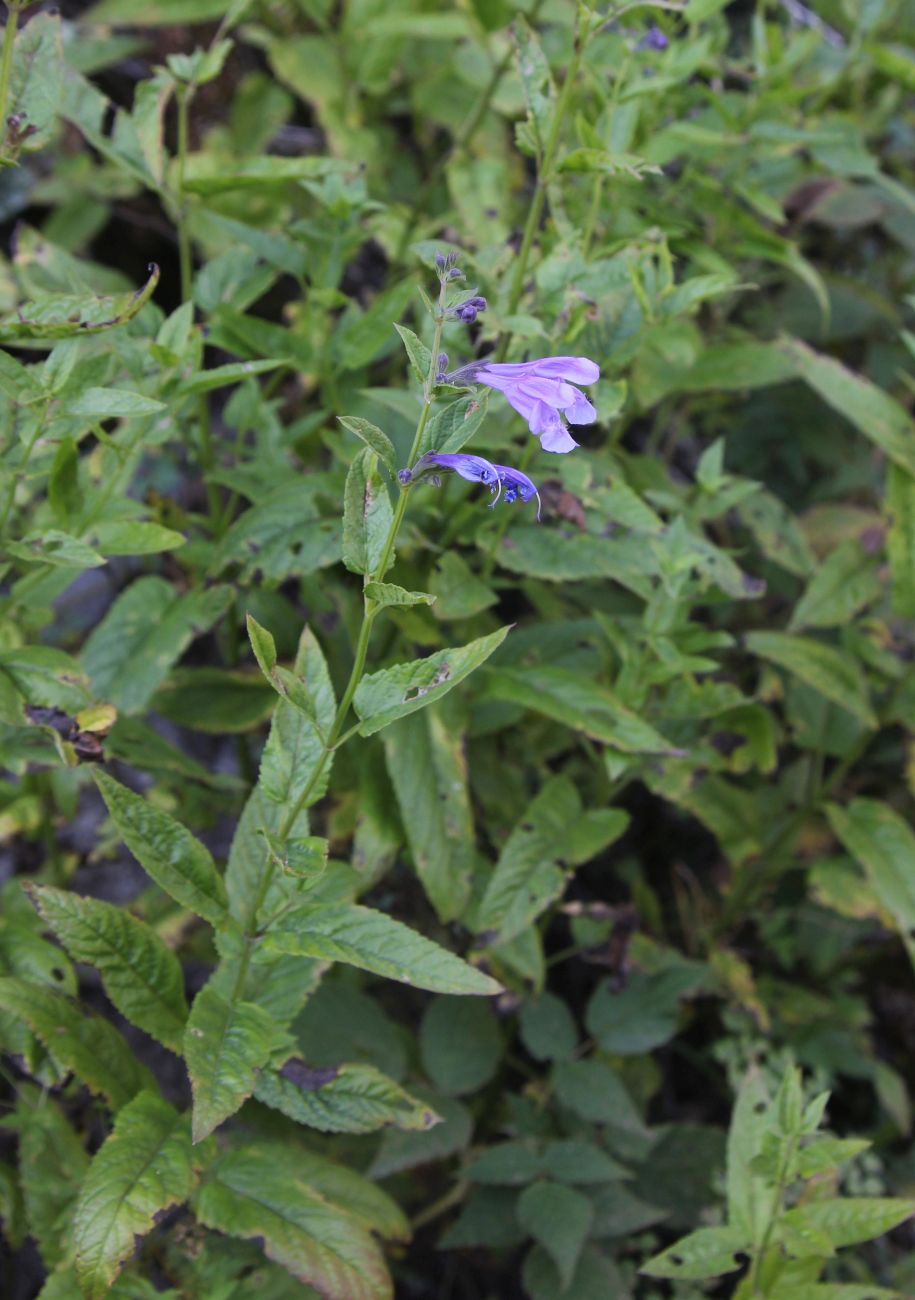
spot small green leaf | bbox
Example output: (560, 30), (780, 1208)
(418, 391), (489, 457)
(73, 1092), (197, 1300)
(68, 388), (165, 418)
(393, 322), (431, 383)
(365, 582), (435, 608)
(246, 612), (278, 684)
(337, 416), (396, 474)
(780, 1198), (915, 1249)
(184, 985), (278, 1143)
(746, 631), (877, 729)
(87, 521), (186, 556)
(92, 770), (229, 928)
(639, 1226), (749, 1279)
(193, 1143), (393, 1299)
(486, 665), (678, 754)
(342, 449), (394, 577)
(261, 903), (502, 995)
(0, 646), (90, 714)
(420, 997), (502, 1096)
(354, 626), (511, 736)
(26, 884), (188, 1052)
(83, 577), (232, 715)
(827, 799), (915, 971)
(788, 540), (881, 630)
(0, 977), (152, 1109)
(255, 1060), (440, 1134)
(519, 993), (578, 1062)
(516, 1182), (593, 1291)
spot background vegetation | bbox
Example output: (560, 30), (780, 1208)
(1, 0), (915, 1296)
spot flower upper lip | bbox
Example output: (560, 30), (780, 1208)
(447, 356), (600, 454)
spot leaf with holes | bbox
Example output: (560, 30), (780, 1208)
(354, 626), (510, 736)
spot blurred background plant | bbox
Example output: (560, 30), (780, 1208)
(1, 0), (915, 1297)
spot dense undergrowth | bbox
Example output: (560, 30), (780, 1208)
(1, 0), (915, 1297)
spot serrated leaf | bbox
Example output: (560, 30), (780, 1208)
(8, 11), (64, 155)
(92, 770), (229, 928)
(781, 1198), (915, 1249)
(364, 582), (435, 608)
(516, 1182), (593, 1291)
(255, 1059), (440, 1134)
(0, 264), (159, 341)
(746, 631), (876, 729)
(256, 623), (335, 818)
(82, 577), (232, 714)
(184, 985), (278, 1143)
(193, 1143), (393, 1300)
(639, 1225), (749, 1279)
(796, 1138), (870, 1177)
(485, 665), (679, 754)
(87, 521), (185, 556)
(788, 541), (881, 631)
(0, 977), (152, 1109)
(354, 626), (510, 736)
(418, 391), (489, 457)
(260, 903), (502, 995)
(393, 323), (431, 384)
(337, 416), (396, 474)
(26, 884), (188, 1052)
(73, 1092), (196, 1300)
(343, 449), (394, 576)
(0, 645), (91, 714)
(826, 799), (915, 970)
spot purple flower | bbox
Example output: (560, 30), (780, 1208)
(400, 452), (541, 518)
(451, 356), (600, 454)
(636, 26), (669, 51)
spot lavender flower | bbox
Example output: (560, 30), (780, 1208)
(449, 356), (599, 454)
(636, 26), (669, 51)
(400, 452), (542, 518)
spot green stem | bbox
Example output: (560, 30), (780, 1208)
(234, 282), (449, 976)
(494, 4), (589, 361)
(0, 2), (21, 160)
(747, 1133), (797, 1296)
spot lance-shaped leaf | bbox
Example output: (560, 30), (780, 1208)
(640, 1226), (750, 1280)
(0, 978), (152, 1109)
(8, 11), (64, 156)
(746, 631), (876, 729)
(73, 1092), (197, 1300)
(384, 707), (473, 923)
(781, 336), (915, 477)
(365, 582), (435, 608)
(255, 1059), (441, 1134)
(184, 985), (279, 1143)
(343, 449), (394, 577)
(93, 771), (229, 928)
(260, 903), (502, 995)
(354, 626), (510, 736)
(338, 416), (396, 474)
(26, 884), (188, 1052)
(887, 464), (915, 618)
(393, 322), (431, 383)
(193, 1144), (393, 1300)
(0, 264), (159, 341)
(827, 799), (915, 971)
(485, 665), (679, 754)
(82, 576), (232, 715)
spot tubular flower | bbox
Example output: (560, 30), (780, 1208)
(400, 453), (541, 518)
(449, 356), (600, 454)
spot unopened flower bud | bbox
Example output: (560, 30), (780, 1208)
(434, 251), (446, 269)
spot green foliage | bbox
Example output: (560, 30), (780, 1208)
(2, 0), (915, 1296)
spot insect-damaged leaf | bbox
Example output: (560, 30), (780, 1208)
(255, 1059), (440, 1135)
(354, 626), (510, 736)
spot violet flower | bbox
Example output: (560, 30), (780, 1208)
(636, 26), (669, 51)
(448, 356), (600, 454)
(400, 452), (541, 519)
